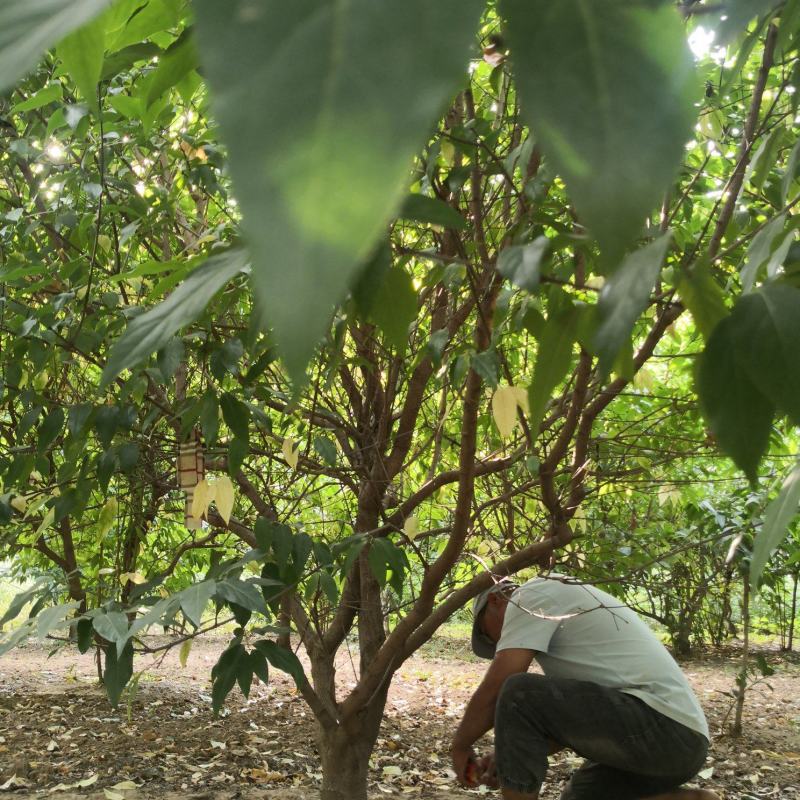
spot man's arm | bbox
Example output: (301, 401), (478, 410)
(451, 648), (535, 784)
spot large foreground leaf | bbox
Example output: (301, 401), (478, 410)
(503, 0), (697, 266)
(101, 249), (248, 387)
(751, 460), (800, 592)
(697, 315), (774, 483)
(594, 233), (670, 374)
(728, 284), (800, 425)
(0, 0), (113, 93)
(193, 0), (485, 381)
(104, 640), (134, 708)
(527, 305), (581, 436)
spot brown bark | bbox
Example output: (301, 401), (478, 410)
(317, 692), (387, 800)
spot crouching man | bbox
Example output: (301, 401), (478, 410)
(451, 575), (720, 800)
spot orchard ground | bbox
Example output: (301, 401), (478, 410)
(0, 630), (798, 800)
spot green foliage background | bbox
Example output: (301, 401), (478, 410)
(1, 0), (800, 790)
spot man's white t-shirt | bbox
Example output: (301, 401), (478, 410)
(496, 575), (709, 739)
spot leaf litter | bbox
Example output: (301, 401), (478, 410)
(0, 637), (798, 799)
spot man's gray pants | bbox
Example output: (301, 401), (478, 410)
(494, 673), (708, 799)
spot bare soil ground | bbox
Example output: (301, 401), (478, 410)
(0, 635), (798, 800)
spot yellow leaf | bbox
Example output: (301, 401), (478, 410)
(97, 497), (118, 539)
(511, 385), (530, 415)
(213, 476), (235, 524)
(179, 639), (192, 668)
(282, 437), (299, 470)
(190, 478), (214, 520)
(441, 140), (455, 165)
(104, 791), (125, 800)
(35, 505), (55, 537)
(491, 385), (519, 438)
(403, 516), (420, 539)
(23, 493), (50, 519)
(633, 367), (655, 391)
(119, 572), (147, 585)
(10, 495), (27, 513)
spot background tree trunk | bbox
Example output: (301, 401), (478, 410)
(731, 577), (751, 737)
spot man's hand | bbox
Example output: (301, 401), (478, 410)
(451, 746), (479, 787)
(477, 751), (499, 788)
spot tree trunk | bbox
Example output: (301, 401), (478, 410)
(787, 572), (798, 652)
(318, 689), (388, 800)
(731, 578), (750, 737)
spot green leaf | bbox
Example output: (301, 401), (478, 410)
(0, 578), (47, 626)
(157, 337), (185, 381)
(740, 215), (787, 293)
(94, 405), (119, 448)
(12, 83), (63, 112)
(710, 0), (781, 44)
(193, 0), (485, 380)
(76, 617), (93, 653)
(249, 650), (269, 684)
(351, 243), (391, 318)
(313, 436), (337, 467)
(728, 284), (800, 424)
(747, 128), (784, 192)
(399, 194), (467, 230)
(108, 0), (182, 52)
(228, 436), (248, 476)
(0, 622), (34, 658)
(594, 234), (670, 374)
(503, 0), (697, 266)
(697, 315), (774, 482)
(67, 403), (93, 437)
(0, 0), (113, 93)
(178, 580), (216, 628)
(140, 32), (197, 108)
(37, 406), (65, 454)
(210, 641), (247, 715)
(237, 657), (253, 698)
(210, 338), (243, 380)
(215, 578), (267, 615)
(105, 643), (134, 708)
(101, 42), (161, 80)
(676, 263), (729, 341)
(253, 639), (306, 688)
(751, 460), (800, 592)
(92, 610), (131, 657)
(116, 442), (139, 473)
(528, 306), (580, 435)
(220, 393), (250, 441)
(497, 237), (549, 292)
(370, 267), (418, 351)
(319, 572), (339, 606)
(471, 348), (500, 389)
(199, 391), (219, 447)
(782, 139), (800, 205)
(57, 10), (106, 106)
(368, 538), (407, 597)
(36, 602), (79, 639)
(101, 250), (248, 387)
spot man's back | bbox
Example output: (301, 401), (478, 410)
(496, 575), (709, 737)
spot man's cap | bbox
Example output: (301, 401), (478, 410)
(471, 578), (518, 660)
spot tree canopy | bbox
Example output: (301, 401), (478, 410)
(2, 1), (800, 798)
